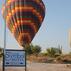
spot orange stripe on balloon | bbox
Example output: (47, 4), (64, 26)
(12, 19), (37, 35)
(17, 32), (31, 45)
(15, 6), (43, 22)
(6, 6), (43, 23)
(6, 0), (44, 10)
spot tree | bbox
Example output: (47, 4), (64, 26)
(68, 52), (71, 55)
(0, 47), (3, 58)
(47, 47), (56, 57)
(31, 45), (41, 56)
(25, 44), (41, 56)
(46, 47), (62, 57)
(58, 45), (62, 54)
(25, 44), (33, 55)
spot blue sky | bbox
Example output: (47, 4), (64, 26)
(0, 0), (71, 53)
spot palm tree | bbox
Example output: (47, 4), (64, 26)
(47, 47), (56, 57)
(46, 47), (62, 57)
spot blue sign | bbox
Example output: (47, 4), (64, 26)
(5, 50), (26, 67)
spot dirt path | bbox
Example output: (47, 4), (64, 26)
(0, 63), (71, 71)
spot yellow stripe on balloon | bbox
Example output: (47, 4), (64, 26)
(12, 20), (38, 35)
(18, 32), (31, 43)
(5, 6), (43, 24)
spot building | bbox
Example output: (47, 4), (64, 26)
(69, 29), (71, 48)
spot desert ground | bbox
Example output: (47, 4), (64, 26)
(0, 62), (71, 71)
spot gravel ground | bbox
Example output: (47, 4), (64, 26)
(0, 62), (71, 71)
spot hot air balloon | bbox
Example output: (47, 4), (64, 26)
(2, 0), (45, 48)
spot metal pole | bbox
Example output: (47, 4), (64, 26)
(3, 0), (6, 71)
(3, 50), (5, 71)
(25, 50), (27, 71)
(24, 0), (27, 71)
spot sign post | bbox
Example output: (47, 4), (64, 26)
(3, 50), (27, 71)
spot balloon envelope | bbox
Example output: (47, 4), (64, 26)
(2, 0), (45, 48)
